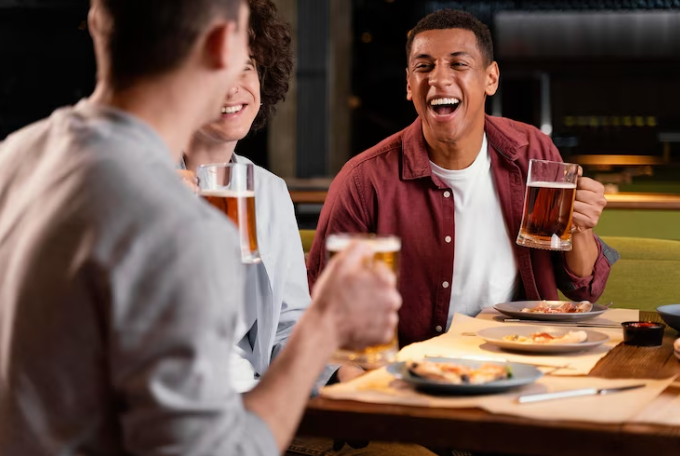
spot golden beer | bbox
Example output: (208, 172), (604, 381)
(517, 160), (579, 251)
(202, 189), (260, 264)
(197, 162), (261, 264)
(519, 182), (576, 245)
(326, 234), (401, 369)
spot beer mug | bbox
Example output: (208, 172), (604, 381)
(326, 233), (401, 369)
(516, 159), (579, 251)
(197, 163), (261, 264)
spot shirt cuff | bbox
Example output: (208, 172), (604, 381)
(558, 233), (617, 299)
(311, 364), (341, 397)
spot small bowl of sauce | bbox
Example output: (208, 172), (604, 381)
(621, 321), (666, 347)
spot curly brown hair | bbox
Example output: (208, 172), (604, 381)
(248, 0), (294, 131)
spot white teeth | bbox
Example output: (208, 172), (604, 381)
(430, 98), (460, 106)
(222, 104), (244, 114)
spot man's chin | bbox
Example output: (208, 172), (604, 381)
(424, 120), (464, 144)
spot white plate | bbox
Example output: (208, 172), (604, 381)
(387, 357), (543, 395)
(494, 301), (608, 322)
(477, 325), (610, 354)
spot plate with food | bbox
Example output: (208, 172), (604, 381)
(477, 326), (610, 353)
(493, 300), (608, 322)
(386, 357), (543, 394)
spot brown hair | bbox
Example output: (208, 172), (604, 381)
(98, 0), (243, 90)
(406, 9), (494, 66)
(248, 0), (294, 130)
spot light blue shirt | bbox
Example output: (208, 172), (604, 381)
(181, 154), (337, 391)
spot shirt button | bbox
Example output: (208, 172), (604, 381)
(435, 325), (443, 333)
(442, 281), (450, 288)
(445, 236), (452, 243)
(443, 191), (451, 198)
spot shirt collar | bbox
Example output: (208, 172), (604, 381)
(401, 114), (529, 181)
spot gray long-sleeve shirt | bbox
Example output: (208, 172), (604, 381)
(0, 100), (278, 455)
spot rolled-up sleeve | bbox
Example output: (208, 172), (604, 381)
(110, 218), (278, 456)
(555, 233), (620, 302)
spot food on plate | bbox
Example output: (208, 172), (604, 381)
(502, 330), (588, 345)
(406, 359), (511, 385)
(521, 300), (593, 314)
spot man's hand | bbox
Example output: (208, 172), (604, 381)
(177, 170), (199, 193)
(311, 242), (401, 352)
(565, 169), (606, 277)
(572, 168), (607, 232)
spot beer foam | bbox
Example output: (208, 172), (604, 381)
(326, 235), (401, 253)
(528, 181), (577, 189)
(200, 189), (256, 198)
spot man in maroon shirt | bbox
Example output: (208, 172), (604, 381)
(308, 9), (619, 348)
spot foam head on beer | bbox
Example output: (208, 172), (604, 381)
(326, 234), (401, 275)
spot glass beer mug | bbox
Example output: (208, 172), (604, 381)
(516, 159), (579, 251)
(197, 163), (261, 264)
(326, 233), (401, 369)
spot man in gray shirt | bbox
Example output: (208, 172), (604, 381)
(0, 1), (401, 455)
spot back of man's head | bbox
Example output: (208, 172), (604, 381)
(406, 9), (494, 66)
(95, 0), (243, 90)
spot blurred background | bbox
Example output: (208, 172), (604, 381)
(2, 0), (680, 233)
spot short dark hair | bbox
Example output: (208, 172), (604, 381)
(99, 0), (243, 90)
(248, 0), (293, 130)
(406, 9), (494, 66)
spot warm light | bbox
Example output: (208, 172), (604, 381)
(362, 32), (373, 44)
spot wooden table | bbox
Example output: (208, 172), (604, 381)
(298, 311), (680, 456)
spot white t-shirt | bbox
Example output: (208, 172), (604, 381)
(430, 134), (518, 330)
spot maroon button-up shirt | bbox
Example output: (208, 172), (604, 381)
(308, 115), (619, 347)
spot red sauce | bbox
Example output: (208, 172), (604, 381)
(628, 322), (661, 329)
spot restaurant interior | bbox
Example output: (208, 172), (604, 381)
(1, 0), (680, 455)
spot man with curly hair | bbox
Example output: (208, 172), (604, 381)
(179, 0), (363, 392)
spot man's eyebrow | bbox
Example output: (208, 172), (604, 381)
(412, 51), (473, 60)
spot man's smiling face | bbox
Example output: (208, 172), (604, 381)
(406, 28), (499, 146)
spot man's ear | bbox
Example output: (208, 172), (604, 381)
(485, 61), (500, 97)
(406, 68), (412, 101)
(88, 2), (108, 39)
(205, 22), (237, 70)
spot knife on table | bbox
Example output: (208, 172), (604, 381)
(498, 318), (621, 328)
(518, 384), (646, 404)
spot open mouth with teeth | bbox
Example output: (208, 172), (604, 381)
(221, 104), (245, 115)
(429, 97), (461, 116)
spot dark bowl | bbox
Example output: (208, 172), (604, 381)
(657, 304), (680, 333)
(621, 321), (666, 347)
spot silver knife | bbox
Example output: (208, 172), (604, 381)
(518, 384), (646, 404)
(500, 318), (621, 328)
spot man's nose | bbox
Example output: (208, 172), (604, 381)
(428, 65), (453, 88)
(226, 86), (240, 98)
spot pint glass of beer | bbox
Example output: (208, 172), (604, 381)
(326, 233), (401, 369)
(197, 163), (261, 264)
(516, 159), (579, 251)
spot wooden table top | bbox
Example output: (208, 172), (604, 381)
(297, 311), (680, 456)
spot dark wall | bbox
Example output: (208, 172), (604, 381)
(0, 3), (94, 139)
(351, 0), (680, 162)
